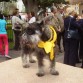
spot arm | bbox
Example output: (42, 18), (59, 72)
(15, 16), (24, 25)
(56, 13), (64, 32)
(15, 16), (29, 29)
(71, 18), (80, 29)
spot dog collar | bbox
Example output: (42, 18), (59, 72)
(38, 26), (57, 60)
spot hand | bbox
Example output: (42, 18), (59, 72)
(57, 27), (61, 32)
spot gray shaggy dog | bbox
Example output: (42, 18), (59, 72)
(20, 21), (59, 77)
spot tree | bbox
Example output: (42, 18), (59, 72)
(0, 0), (17, 2)
(0, 0), (9, 2)
(0, 0), (65, 12)
(0, 0), (38, 12)
(22, 0), (38, 12)
(22, 0), (65, 12)
(38, 0), (63, 7)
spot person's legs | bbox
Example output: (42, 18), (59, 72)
(79, 38), (83, 59)
(13, 30), (21, 50)
(81, 60), (83, 68)
(3, 34), (9, 55)
(2, 34), (11, 59)
(69, 39), (79, 66)
(57, 33), (62, 52)
(64, 39), (70, 65)
(13, 30), (17, 50)
(61, 31), (65, 51)
(0, 35), (4, 55)
(12, 30), (15, 48)
(76, 41), (80, 63)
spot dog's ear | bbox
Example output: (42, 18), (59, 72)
(36, 21), (44, 32)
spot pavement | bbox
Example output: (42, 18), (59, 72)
(0, 49), (83, 83)
(0, 50), (21, 63)
(0, 49), (82, 68)
(0, 55), (83, 83)
(0, 49), (64, 63)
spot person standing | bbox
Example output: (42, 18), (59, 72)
(12, 9), (24, 50)
(28, 11), (36, 24)
(50, 6), (64, 54)
(56, 7), (64, 53)
(15, 8), (22, 19)
(64, 8), (80, 66)
(78, 17), (83, 68)
(0, 14), (11, 59)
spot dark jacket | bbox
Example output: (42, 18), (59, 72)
(77, 19), (83, 36)
(78, 19), (83, 59)
(64, 16), (80, 39)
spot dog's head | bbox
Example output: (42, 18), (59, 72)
(25, 21), (44, 35)
(25, 21), (51, 41)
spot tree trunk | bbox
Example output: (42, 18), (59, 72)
(22, 0), (38, 13)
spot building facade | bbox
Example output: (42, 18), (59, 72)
(69, 0), (83, 4)
(66, 0), (83, 15)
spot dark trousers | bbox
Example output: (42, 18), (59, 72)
(57, 31), (64, 51)
(79, 38), (83, 67)
(64, 38), (79, 66)
(13, 30), (21, 50)
(79, 38), (83, 59)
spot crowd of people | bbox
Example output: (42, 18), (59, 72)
(36, 5), (83, 68)
(0, 4), (83, 68)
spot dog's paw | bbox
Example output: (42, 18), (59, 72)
(36, 72), (45, 77)
(23, 65), (30, 68)
(50, 70), (59, 75)
(29, 60), (36, 63)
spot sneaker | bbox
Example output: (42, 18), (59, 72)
(5, 55), (12, 59)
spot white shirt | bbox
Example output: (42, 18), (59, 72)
(11, 16), (24, 29)
(28, 17), (36, 24)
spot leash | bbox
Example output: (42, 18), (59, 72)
(38, 26), (57, 60)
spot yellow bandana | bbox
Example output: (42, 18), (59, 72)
(38, 26), (57, 60)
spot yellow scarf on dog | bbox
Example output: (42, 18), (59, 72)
(38, 26), (57, 60)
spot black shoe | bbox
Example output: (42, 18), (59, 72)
(81, 66), (83, 68)
(76, 60), (81, 63)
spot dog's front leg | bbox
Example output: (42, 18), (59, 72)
(36, 52), (45, 77)
(29, 54), (36, 63)
(50, 58), (59, 75)
(21, 52), (30, 68)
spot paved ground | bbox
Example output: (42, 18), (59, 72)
(0, 49), (82, 68)
(0, 50), (83, 83)
(0, 50), (21, 62)
(0, 49), (64, 63)
(0, 57), (83, 83)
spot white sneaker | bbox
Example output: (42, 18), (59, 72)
(5, 55), (12, 59)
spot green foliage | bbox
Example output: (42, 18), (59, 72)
(0, 0), (17, 2)
(0, 0), (9, 2)
(38, 0), (65, 7)
(3, 10), (9, 16)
